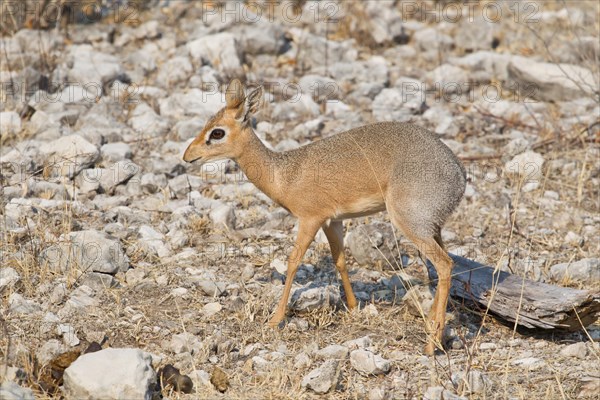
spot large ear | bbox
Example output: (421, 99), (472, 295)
(235, 86), (263, 122)
(226, 79), (245, 109)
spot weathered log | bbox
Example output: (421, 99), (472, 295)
(426, 254), (600, 330)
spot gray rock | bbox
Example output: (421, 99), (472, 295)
(294, 352), (312, 369)
(100, 142), (132, 162)
(125, 268), (147, 286)
(504, 151), (545, 181)
(63, 348), (156, 400)
(36, 339), (66, 365)
(423, 106), (459, 136)
(40, 312), (60, 337)
(450, 51), (512, 82)
(141, 173), (167, 194)
(39, 135), (99, 178)
(270, 96), (321, 122)
(316, 345), (349, 360)
(290, 285), (341, 312)
(57, 323), (80, 347)
(158, 89), (223, 121)
(426, 64), (469, 94)
(138, 225), (171, 258)
(0, 382), (35, 400)
(210, 203), (236, 230)
(0, 111), (21, 136)
(368, 386), (388, 400)
(252, 355), (271, 373)
(74, 169), (101, 194)
(213, 182), (257, 198)
(170, 332), (202, 354)
(572, 36), (600, 62)
(168, 174), (204, 197)
(346, 222), (399, 266)
(42, 230), (129, 274)
(157, 56), (193, 87)
(402, 285), (434, 317)
(350, 349), (390, 376)
(507, 57), (596, 101)
(413, 28), (454, 53)
(132, 20), (161, 40)
(128, 103), (169, 137)
(173, 118), (205, 141)
(0, 140), (39, 179)
(301, 360), (340, 394)
(202, 302), (222, 317)
(503, 137), (531, 158)
(76, 103), (127, 146)
(479, 342), (498, 351)
(77, 161), (138, 195)
(188, 369), (211, 387)
(550, 258), (599, 284)
(511, 357), (544, 368)
(241, 264), (255, 282)
(455, 16), (498, 53)
(81, 272), (119, 291)
(289, 28), (357, 70)
(366, 56), (390, 86)
(196, 281), (227, 297)
(100, 161), (139, 193)
(93, 196), (130, 211)
(65, 285), (98, 309)
(275, 138), (300, 152)
(373, 76), (424, 121)
(26, 179), (70, 200)
(166, 229), (189, 250)
(58, 286), (99, 318)
(231, 22), (287, 55)
(0, 267), (20, 291)
(271, 259), (287, 274)
(298, 75), (339, 101)
(424, 386), (466, 400)
(560, 342), (587, 359)
(325, 101), (353, 119)
(66, 45), (123, 86)
(49, 283), (68, 305)
(8, 293), (42, 314)
(342, 336), (372, 350)
(187, 32), (243, 76)
(564, 231), (583, 246)
(363, 2), (403, 44)
(475, 98), (547, 128)
(451, 370), (491, 394)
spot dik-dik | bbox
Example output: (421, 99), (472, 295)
(183, 79), (466, 355)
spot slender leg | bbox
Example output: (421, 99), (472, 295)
(322, 220), (357, 310)
(413, 236), (453, 356)
(388, 205), (453, 355)
(426, 232), (447, 340)
(268, 218), (323, 327)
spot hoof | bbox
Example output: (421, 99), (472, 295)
(267, 316), (283, 328)
(424, 342), (437, 356)
(346, 299), (358, 310)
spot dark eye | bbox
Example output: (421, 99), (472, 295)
(210, 129), (225, 141)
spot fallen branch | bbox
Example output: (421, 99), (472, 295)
(426, 254), (600, 330)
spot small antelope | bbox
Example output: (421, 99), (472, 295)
(183, 79), (466, 354)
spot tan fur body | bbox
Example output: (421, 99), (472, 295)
(183, 80), (466, 355)
(234, 122), (465, 233)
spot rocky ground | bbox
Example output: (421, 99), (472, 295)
(0, 1), (599, 399)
